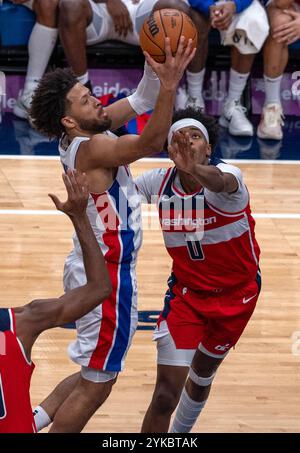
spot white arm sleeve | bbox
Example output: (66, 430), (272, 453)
(127, 63), (160, 115)
(204, 163), (249, 213)
(135, 168), (167, 204)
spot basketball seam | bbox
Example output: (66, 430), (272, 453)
(159, 9), (168, 44)
(142, 21), (166, 55)
(176, 12), (184, 55)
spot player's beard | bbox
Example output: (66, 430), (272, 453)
(78, 115), (112, 134)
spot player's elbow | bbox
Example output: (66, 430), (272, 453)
(101, 281), (112, 301)
(90, 280), (112, 302)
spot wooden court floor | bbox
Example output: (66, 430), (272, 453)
(0, 157), (300, 433)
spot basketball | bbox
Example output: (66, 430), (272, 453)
(139, 9), (197, 63)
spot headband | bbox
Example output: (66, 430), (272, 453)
(167, 118), (209, 145)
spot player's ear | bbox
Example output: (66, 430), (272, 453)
(61, 115), (76, 131)
(206, 144), (212, 157)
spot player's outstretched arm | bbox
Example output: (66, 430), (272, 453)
(14, 170), (112, 357)
(82, 37), (196, 169)
(168, 132), (238, 193)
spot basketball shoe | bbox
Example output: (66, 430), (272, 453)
(175, 86), (205, 111)
(13, 89), (34, 120)
(219, 99), (254, 136)
(257, 103), (284, 140)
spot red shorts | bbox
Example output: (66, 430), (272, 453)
(158, 273), (261, 358)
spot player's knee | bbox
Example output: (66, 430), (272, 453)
(78, 376), (116, 404)
(152, 388), (180, 416)
(33, 0), (59, 25)
(153, 0), (190, 16)
(59, 0), (88, 25)
(189, 8), (210, 39)
(272, 14), (292, 32)
(267, 5), (293, 31)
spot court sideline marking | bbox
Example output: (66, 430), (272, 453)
(0, 210), (299, 219)
(1, 155), (300, 165)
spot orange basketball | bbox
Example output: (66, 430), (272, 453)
(140, 9), (197, 63)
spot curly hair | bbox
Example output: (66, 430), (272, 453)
(29, 68), (78, 139)
(172, 107), (219, 151)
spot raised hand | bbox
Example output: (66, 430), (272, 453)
(106, 0), (133, 38)
(168, 131), (198, 174)
(49, 169), (89, 218)
(210, 2), (236, 31)
(143, 36), (196, 91)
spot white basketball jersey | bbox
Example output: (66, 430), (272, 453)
(59, 133), (142, 264)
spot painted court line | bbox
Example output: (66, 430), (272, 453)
(0, 210), (299, 219)
(1, 155), (300, 165)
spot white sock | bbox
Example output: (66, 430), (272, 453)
(24, 23), (58, 93)
(77, 72), (89, 85)
(226, 68), (250, 103)
(186, 69), (205, 105)
(33, 405), (51, 431)
(263, 74), (282, 106)
(169, 388), (207, 433)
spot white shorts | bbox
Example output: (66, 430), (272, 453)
(86, 0), (157, 46)
(220, 0), (269, 54)
(154, 320), (195, 367)
(64, 249), (138, 372)
(81, 366), (117, 383)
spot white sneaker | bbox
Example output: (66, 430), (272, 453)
(175, 86), (205, 111)
(175, 86), (188, 110)
(257, 103), (284, 140)
(186, 95), (205, 111)
(13, 90), (34, 120)
(219, 99), (254, 137)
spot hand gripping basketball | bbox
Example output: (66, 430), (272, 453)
(143, 36), (196, 91)
(140, 9), (197, 62)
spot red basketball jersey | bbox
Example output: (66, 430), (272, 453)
(136, 159), (260, 291)
(0, 308), (36, 433)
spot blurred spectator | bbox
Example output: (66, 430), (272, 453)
(258, 0), (300, 140)
(177, 0), (269, 137)
(12, 0), (59, 120)
(12, 1), (196, 119)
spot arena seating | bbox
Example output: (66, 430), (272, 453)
(0, 0), (299, 117)
(0, 0), (233, 73)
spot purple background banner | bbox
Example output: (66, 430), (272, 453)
(2, 69), (228, 116)
(3, 69), (300, 116)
